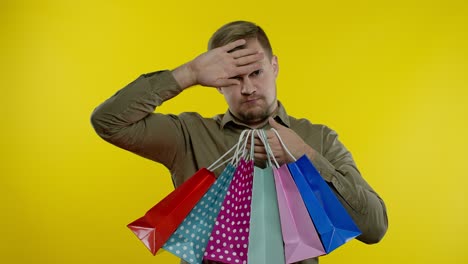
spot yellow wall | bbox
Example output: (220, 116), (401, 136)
(1, 0), (467, 263)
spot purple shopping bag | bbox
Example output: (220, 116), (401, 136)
(273, 164), (325, 263)
(203, 158), (254, 264)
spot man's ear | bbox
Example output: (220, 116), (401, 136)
(271, 55), (279, 77)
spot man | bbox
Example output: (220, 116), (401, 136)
(91, 21), (388, 264)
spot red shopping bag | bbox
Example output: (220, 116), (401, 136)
(127, 168), (216, 255)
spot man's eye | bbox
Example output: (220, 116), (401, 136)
(251, 70), (262, 77)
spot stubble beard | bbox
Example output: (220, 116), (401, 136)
(237, 100), (277, 125)
(239, 108), (270, 124)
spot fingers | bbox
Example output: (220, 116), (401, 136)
(221, 39), (247, 52)
(212, 39), (265, 84)
(230, 48), (261, 59)
(234, 62), (263, 77)
(253, 153), (269, 161)
(251, 136), (263, 144)
(221, 39), (263, 67)
(235, 52), (264, 66)
(247, 135), (289, 165)
(246, 142), (267, 154)
(252, 135), (271, 149)
(264, 130), (276, 140)
(253, 152), (286, 165)
(215, 78), (240, 87)
(253, 146), (266, 155)
(216, 53), (262, 85)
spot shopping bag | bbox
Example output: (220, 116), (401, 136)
(247, 165), (285, 264)
(273, 164), (325, 263)
(162, 163), (236, 263)
(163, 129), (252, 263)
(203, 157), (254, 263)
(247, 129), (285, 264)
(269, 128), (361, 254)
(288, 155), (361, 253)
(127, 168), (216, 255)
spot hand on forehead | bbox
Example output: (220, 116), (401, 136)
(227, 38), (264, 54)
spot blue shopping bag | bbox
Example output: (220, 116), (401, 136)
(288, 155), (361, 253)
(269, 128), (361, 254)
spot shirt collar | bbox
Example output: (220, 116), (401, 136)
(220, 101), (290, 129)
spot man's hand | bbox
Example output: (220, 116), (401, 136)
(172, 39), (264, 89)
(252, 118), (317, 165)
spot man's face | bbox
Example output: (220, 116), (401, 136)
(218, 38), (279, 127)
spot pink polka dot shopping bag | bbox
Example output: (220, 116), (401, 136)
(203, 131), (256, 264)
(126, 131), (252, 256)
(162, 130), (253, 264)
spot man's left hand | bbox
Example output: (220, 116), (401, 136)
(252, 118), (317, 165)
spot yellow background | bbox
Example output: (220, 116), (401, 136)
(1, 0), (467, 263)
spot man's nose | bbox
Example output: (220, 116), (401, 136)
(240, 78), (256, 95)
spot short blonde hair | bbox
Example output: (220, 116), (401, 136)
(208, 21), (273, 59)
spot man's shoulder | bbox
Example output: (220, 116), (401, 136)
(287, 115), (338, 147)
(288, 115), (331, 132)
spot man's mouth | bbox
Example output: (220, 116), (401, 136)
(243, 98), (260, 104)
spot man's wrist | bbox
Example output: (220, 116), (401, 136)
(172, 62), (197, 89)
(303, 145), (317, 162)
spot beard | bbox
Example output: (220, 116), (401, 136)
(235, 99), (277, 125)
(238, 107), (270, 123)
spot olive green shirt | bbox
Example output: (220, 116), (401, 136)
(91, 70), (388, 264)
